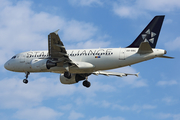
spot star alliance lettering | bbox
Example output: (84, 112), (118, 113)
(25, 49), (114, 58)
(68, 49), (113, 56)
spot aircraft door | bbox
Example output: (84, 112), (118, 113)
(119, 48), (125, 60)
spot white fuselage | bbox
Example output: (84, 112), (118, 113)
(4, 48), (165, 73)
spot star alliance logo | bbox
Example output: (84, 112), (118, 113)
(141, 29), (156, 44)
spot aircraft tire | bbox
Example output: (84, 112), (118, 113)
(23, 79), (28, 84)
(83, 80), (91, 88)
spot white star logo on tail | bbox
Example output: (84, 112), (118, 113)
(141, 29), (156, 44)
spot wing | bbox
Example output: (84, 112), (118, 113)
(93, 71), (139, 77)
(48, 30), (74, 71)
(48, 29), (67, 59)
(157, 56), (174, 59)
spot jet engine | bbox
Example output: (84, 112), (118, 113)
(60, 73), (85, 84)
(31, 59), (57, 71)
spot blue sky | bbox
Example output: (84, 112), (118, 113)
(0, 0), (180, 120)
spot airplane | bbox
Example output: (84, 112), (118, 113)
(4, 15), (173, 88)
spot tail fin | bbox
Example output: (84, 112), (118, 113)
(127, 15), (165, 48)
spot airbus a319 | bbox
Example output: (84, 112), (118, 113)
(4, 15), (173, 88)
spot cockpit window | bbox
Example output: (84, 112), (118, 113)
(11, 56), (16, 59)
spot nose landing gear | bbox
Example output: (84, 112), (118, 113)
(23, 72), (30, 84)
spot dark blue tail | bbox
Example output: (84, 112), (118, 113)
(127, 15), (165, 48)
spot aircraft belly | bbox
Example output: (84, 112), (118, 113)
(89, 58), (120, 70)
(50, 66), (95, 74)
(122, 53), (156, 66)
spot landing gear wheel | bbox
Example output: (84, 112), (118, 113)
(83, 80), (91, 88)
(23, 79), (28, 84)
(23, 72), (30, 84)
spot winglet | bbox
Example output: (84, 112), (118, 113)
(135, 72), (140, 77)
(54, 29), (60, 35)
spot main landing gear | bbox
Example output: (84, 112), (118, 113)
(23, 72), (30, 84)
(82, 77), (91, 88)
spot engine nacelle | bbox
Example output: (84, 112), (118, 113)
(60, 73), (85, 84)
(31, 59), (56, 70)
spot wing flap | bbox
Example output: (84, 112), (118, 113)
(93, 71), (139, 77)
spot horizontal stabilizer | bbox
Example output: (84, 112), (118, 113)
(93, 71), (139, 77)
(158, 56), (174, 59)
(137, 42), (153, 54)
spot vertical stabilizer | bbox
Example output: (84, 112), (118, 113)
(127, 15), (165, 48)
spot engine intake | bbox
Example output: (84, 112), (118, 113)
(31, 59), (57, 71)
(60, 73), (86, 84)
(46, 60), (57, 69)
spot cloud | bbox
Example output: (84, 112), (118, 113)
(68, 111), (84, 120)
(101, 100), (111, 108)
(162, 97), (178, 105)
(75, 80), (116, 98)
(165, 37), (180, 51)
(164, 19), (173, 24)
(99, 100), (156, 113)
(0, 1), (63, 66)
(112, 0), (180, 18)
(157, 113), (172, 119)
(0, 1), (64, 50)
(157, 80), (178, 86)
(0, 76), (76, 109)
(137, 0), (180, 12)
(68, 0), (103, 6)
(67, 39), (110, 49)
(0, 0), (110, 67)
(111, 67), (148, 88)
(112, 104), (156, 113)
(14, 107), (63, 120)
(0, 73), (118, 111)
(62, 20), (98, 41)
(90, 116), (125, 120)
(59, 104), (73, 111)
(174, 114), (180, 120)
(113, 4), (146, 19)
(157, 113), (180, 120)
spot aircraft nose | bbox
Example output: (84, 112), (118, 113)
(4, 61), (10, 70)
